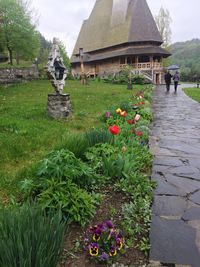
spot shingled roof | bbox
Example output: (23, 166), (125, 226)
(72, 46), (170, 63)
(72, 0), (162, 56)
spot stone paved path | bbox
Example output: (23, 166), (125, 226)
(149, 84), (200, 267)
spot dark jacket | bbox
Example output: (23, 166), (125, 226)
(164, 72), (172, 84)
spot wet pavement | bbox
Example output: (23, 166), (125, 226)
(149, 84), (200, 267)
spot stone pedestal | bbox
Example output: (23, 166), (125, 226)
(47, 94), (72, 119)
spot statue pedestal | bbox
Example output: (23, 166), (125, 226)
(47, 94), (72, 119)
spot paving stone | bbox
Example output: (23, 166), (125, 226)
(189, 190), (200, 205)
(160, 142), (200, 156)
(182, 206), (200, 221)
(168, 166), (200, 175)
(164, 174), (200, 194)
(154, 178), (186, 197)
(154, 157), (185, 167)
(152, 196), (187, 217)
(150, 216), (200, 266)
(177, 172), (200, 181)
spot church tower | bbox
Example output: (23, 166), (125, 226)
(71, 0), (170, 84)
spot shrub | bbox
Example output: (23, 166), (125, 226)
(38, 179), (96, 226)
(0, 204), (65, 267)
(132, 75), (145, 85)
(37, 148), (99, 190)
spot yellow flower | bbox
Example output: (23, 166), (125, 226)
(93, 234), (100, 241)
(89, 245), (99, 256)
(117, 240), (123, 250)
(109, 249), (117, 257)
(116, 108), (122, 114)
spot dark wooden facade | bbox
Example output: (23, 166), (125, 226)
(71, 0), (170, 84)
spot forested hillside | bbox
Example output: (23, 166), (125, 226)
(169, 39), (200, 82)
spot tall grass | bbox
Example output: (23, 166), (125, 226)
(0, 203), (65, 267)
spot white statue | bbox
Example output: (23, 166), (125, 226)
(46, 38), (68, 94)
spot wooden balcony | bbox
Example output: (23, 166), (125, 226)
(120, 62), (163, 70)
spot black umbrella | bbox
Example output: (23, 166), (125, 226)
(167, 65), (180, 70)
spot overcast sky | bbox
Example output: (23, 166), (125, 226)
(32, 0), (199, 56)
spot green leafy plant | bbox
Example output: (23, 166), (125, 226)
(122, 197), (151, 254)
(38, 179), (96, 226)
(119, 101), (132, 112)
(0, 203), (65, 267)
(37, 149), (99, 190)
(85, 143), (118, 173)
(115, 172), (155, 199)
(102, 153), (134, 179)
(85, 128), (114, 147)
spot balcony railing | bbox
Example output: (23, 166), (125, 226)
(120, 62), (163, 70)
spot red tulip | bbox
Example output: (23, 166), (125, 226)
(127, 119), (135, 125)
(135, 131), (143, 136)
(109, 125), (120, 135)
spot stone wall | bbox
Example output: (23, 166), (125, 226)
(0, 66), (39, 85)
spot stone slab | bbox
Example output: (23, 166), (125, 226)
(189, 190), (200, 205)
(182, 207), (200, 221)
(150, 216), (200, 267)
(165, 174), (200, 194)
(154, 178), (186, 197)
(152, 196), (187, 217)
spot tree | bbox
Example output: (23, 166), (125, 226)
(38, 33), (52, 66)
(0, 0), (40, 65)
(59, 42), (71, 70)
(155, 7), (172, 48)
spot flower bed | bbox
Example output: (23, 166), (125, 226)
(0, 85), (155, 267)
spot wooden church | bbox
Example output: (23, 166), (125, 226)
(70, 0), (170, 84)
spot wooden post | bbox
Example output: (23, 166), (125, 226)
(79, 48), (87, 85)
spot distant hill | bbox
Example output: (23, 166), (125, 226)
(169, 39), (200, 82)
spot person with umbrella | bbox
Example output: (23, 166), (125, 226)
(166, 65), (180, 93)
(173, 71), (180, 93)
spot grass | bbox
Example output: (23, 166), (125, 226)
(183, 87), (200, 103)
(0, 79), (144, 197)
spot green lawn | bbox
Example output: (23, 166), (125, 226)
(0, 79), (143, 196)
(183, 87), (200, 103)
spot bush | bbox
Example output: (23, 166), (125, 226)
(0, 204), (65, 267)
(132, 74), (145, 85)
(37, 148), (99, 190)
(38, 179), (96, 226)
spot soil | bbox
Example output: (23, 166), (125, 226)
(60, 185), (148, 267)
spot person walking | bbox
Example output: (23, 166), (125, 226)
(173, 71), (180, 93)
(164, 71), (172, 93)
